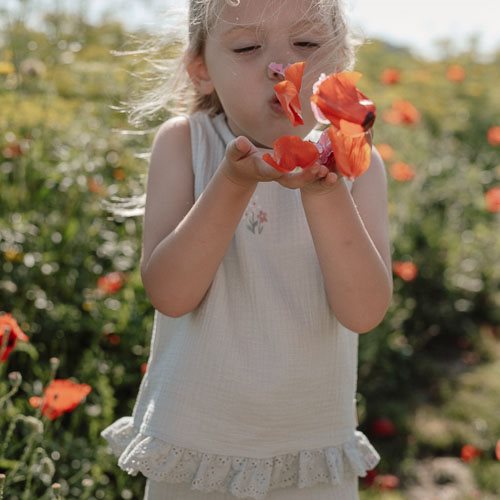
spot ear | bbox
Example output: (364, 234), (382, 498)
(186, 54), (215, 95)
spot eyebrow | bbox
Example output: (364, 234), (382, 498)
(221, 20), (324, 39)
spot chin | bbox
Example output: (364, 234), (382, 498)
(247, 136), (273, 149)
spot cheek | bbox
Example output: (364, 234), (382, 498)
(218, 66), (261, 101)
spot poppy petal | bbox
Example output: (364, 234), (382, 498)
(339, 119), (365, 136)
(263, 136), (319, 173)
(283, 61), (304, 91)
(273, 62), (305, 126)
(274, 80), (304, 126)
(327, 126), (372, 180)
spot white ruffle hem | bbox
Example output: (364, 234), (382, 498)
(101, 417), (380, 500)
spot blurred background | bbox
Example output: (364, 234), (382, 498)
(0, 0), (499, 499)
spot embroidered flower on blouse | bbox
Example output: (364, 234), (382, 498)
(245, 196), (268, 234)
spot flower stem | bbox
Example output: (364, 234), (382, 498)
(0, 415), (20, 460)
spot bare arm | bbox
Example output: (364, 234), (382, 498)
(300, 148), (393, 333)
(140, 118), (258, 317)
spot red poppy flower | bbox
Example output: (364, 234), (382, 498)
(487, 126), (500, 146)
(376, 143), (394, 162)
(461, 444), (481, 462)
(107, 333), (121, 346)
(0, 313), (29, 362)
(375, 474), (400, 490)
(446, 64), (466, 83)
(310, 71), (376, 134)
(363, 468), (378, 487)
(272, 61), (305, 126)
(393, 261), (418, 281)
(383, 99), (420, 125)
(327, 126), (372, 180)
(370, 417), (397, 437)
(141, 362), (148, 375)
(485, 187), (500, 213)
(29, 379), (92, 420)
(380, 68), (401, 85)
(495, 439), (500, 461)
(263, 135), (319, 173)
(97, 272), (124, 294)
(389, 162), (416, 181)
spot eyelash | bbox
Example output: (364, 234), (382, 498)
(233, 42), (320, 54)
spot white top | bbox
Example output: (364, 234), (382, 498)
(101, 111), (380, 499)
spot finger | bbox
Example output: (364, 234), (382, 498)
(324, 172), (338, 185)
(279, 165), (318, 188)
(226, 136), (254, 162)
(293, 164), (329, 185)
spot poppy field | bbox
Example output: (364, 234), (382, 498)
(1, 7), (499, 500)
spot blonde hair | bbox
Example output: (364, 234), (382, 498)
(124, 0), (362, 126)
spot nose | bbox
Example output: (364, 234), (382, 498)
(267, 63), (286, 81)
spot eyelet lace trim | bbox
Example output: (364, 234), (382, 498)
(102, 417), (379, 499)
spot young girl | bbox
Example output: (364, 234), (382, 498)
(102, 0), (392, 498)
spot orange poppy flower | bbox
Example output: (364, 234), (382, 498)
(310, 72), (376, 134)
(263, 135), (319, 173)
(383, 99), (420, 125)
(327, 126), (372, 180)
(272, 62), (305, 126)
(376, 143), (394, 162)
(485, 187), (500, 213)
(87, 176), (106, 195)
(2, 142), (23, 159)
(0, 313), (29, 362)
(389, 162), (415, 181)
(446, 64), (466, 83)
(29, 379), (92, 420)
(112, 168), (126, 181)
(97, 271), (125, 294)
(380, 68), (401, 85)
(461, 444), (481, 462)
(393, 261), (418, 281)
(487, 126), (500, 146)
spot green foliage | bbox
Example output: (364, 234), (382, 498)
(0, 6), (499, 499)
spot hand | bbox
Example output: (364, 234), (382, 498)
(219, 136), (282, 187)
(274, 162), (337, 192)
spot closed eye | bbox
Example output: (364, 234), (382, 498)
(294, 42), (320, 48)
(233, 46), (261, 54)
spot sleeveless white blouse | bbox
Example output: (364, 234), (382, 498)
(101, 111), (380, 499)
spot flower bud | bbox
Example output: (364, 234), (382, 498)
(50, 357), (60, 371)
(8, 371), (22, 388)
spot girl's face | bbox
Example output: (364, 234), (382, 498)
(202, 0), (336, 148)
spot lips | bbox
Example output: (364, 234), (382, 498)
(269, 96), (285, 114)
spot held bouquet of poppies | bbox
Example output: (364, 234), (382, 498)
(263, 62), (376, 180)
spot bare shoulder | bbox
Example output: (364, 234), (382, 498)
(141, 116), (194, 270)
(151, 115), (192, 167)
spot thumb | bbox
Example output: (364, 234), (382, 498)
(226, 136), (253, 162)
